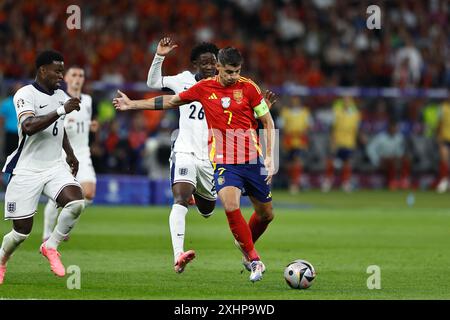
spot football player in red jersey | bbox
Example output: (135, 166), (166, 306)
(113, 47), (276, 282)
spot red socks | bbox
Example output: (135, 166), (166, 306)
(249, 212), (270, 243)
(225, 209), (259, 261)
(439, 160), (449, 180)
(342, 162), (351, 184)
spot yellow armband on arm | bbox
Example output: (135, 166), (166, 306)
(253, 99), (269, 118)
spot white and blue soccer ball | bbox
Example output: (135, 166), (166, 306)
(284, 259), (316, 289)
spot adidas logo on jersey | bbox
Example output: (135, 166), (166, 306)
(208, 93), (218, 100)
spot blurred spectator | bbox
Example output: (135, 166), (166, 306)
(322, 96), (361, 192)
(279, 96), (313, 194)
(366, 120), (410, 190)
(435, 98), (450, 193)
(0, 0), (447, 88)
(128, 113), (148, 174)
(393, 34), (423, 87)
(0, 83), (21, 158)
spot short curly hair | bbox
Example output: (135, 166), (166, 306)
(35, 50), (64, 69)
(190, 42), (219, 62)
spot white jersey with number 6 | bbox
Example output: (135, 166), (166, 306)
(2, 83), (68, 175)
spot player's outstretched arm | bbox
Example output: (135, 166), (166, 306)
(21, 98), (80, 136)
(112, 90), (186, 111)
(147, 37), (178, 88)
(63, 129), (79, 176)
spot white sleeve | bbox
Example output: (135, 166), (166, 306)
(13, 88), (35, 122)
(146, 54), (165, 89)
(366, 135), (381, 167)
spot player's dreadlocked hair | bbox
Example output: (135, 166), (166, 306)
(35, 50), (64, 70)
(190, 42), (219, 62)
(217, 47), (243, 67)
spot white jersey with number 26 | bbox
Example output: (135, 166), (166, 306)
(148, 54), (209, 160)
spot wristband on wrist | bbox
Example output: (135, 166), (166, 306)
(57, 106), (66, 116)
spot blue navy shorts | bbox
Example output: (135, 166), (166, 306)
(213, 157), (272, 203)
(336, 148), (354, 161)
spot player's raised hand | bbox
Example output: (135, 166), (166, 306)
(113, 90), (132, 111)
(66, 152), (79, 177)
(157, 37), (178, 56)
(264, 90), (277, 109)
(64, 98), (81, 113)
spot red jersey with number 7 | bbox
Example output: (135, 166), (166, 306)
(178, 76), (265, 164)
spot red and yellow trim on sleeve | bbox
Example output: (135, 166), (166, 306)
(238, 77), (262, 94)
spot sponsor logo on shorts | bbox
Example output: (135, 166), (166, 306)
(7, 202), (16, 213)
(218, 176), (225, 186)
(179, 168), (188, 176)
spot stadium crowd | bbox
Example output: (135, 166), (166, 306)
(0, 0), (449, 191)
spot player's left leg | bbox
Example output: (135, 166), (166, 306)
(193, 159), (217, 218)
(40, 166), (84, 276)
(248, 197), (274, 244)
(81, 181), (96, 207)
(340, 149), (354, 192)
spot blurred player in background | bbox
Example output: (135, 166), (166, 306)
(436, 98), (450, 193)
(366, 120), (410, 190)
(322, 95), (361, 192)
(279, 96), (312, 194)
(43, 66), (97, 241)
(113, 47), (277, 283)
(0, 51), (85, 284)
(146, 37), (218, 273)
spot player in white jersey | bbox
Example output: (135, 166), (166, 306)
(42, 66), (97, 241)
(0, 51), (86, 284)
(147, 37), (218, 273)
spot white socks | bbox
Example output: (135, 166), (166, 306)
(169, 204), (188, 263)
(43, 198), (92, 243)
(43, 199), (59, 241)
(46, 200), (85, 249)
(0, 229), (29, 265)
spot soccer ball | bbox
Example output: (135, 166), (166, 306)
(284, 259), (316, 289)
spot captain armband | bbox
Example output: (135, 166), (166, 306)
(253, 99), (269, 118)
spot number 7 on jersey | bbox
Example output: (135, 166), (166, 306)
(224, 110), (232, 125)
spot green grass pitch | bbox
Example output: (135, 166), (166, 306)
(1, 190), (449, 299)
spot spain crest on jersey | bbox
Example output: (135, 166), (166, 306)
(233, 90), (243, 104)
(221, 97), (231, 109)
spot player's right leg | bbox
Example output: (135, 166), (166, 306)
(216, 181), (262, 282)
(169, 153), (198, 273)
(77, 157), (97, 207)
(0, 173), (42, 284)
(171, 182), (196, 273)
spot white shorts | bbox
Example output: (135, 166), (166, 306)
(75, 156), (96, 184)
(169, 152), (217, 201)
(4, 164), (81, 220)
